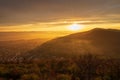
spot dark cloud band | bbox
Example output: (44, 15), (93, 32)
(0, 0), (120, 26)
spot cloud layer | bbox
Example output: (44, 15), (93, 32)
(0, 0), (120, 26)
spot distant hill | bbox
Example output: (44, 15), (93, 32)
(24, 28), (120, 59)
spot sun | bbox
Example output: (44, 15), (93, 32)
(68, 23), (83, 31)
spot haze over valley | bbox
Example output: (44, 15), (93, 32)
(0, 28), (120, 61)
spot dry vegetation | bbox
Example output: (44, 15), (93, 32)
(0, 54), (119, 80)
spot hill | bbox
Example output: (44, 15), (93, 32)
(24, 28), (120, 59)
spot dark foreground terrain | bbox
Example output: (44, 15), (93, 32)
(0, 54), (119, 80)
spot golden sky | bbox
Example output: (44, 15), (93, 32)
(0, 0), (120, 32)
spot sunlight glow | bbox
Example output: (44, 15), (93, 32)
(68, 23), (83, 31)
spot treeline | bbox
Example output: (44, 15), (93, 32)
(0, 54), (119, 80)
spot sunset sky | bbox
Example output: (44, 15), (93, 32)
(0, 0), (120, 32)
